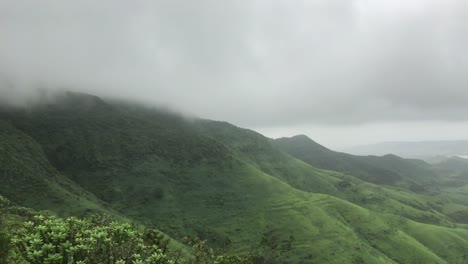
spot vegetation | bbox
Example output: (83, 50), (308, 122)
(10, 215), (173, 264)
(273, 134), (438, 187)
(0, 196), (290, 264)
(2, 92), (468, 262)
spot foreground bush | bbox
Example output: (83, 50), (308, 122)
(10, 214), (174, 264)
(0, 194), (291, 264)
(5, 213), (276, 264)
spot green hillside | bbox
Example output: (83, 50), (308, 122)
(0, 119), (110, 216)
(274, 135), (438, 189)
(2, 92), (468, 263)
(273, 135), (468, 223)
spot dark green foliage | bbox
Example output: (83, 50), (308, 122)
(0, 204), (11, 264)
(0, 232), (8, 264)
(0, 197), (10, 264)
(0, 120), (109, 216)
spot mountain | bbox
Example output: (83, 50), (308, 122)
(273, 134), (468, 222)
(273, 135), (438, 189)
(2, 92), (468, 263)
(344, 140), (468, 160)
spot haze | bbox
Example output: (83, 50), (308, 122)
(1, 0), (468, 149)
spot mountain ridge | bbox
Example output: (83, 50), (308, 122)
(273, 134), (438, 188)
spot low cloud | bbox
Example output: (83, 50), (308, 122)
(1, 0), (467, 127)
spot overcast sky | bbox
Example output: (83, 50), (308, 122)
(1, 0), (468, 149)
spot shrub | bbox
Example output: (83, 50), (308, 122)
(5, 208), (293, 264)
(11, 214), (174, 264)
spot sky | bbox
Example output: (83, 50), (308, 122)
(1, 0), (468, 149)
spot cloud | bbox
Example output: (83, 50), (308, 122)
(0, 0), (467, 127)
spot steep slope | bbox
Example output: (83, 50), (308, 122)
(194, 121), (342, 195)
(2, 92), (468, 262)
(0, 119), (110, 216)
(274, 135), (438, 189)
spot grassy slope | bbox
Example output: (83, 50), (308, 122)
(273, 135), (468, 225)
(273, 135), (438, 188)
(0, 120), (110, 216)
(195, 120), (342, 195)
(197, 122), (468, 226)
(2, 93), (468, 262)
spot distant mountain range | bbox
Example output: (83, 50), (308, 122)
(344, 140), (468, 161)
(273, 135), (438, 189)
